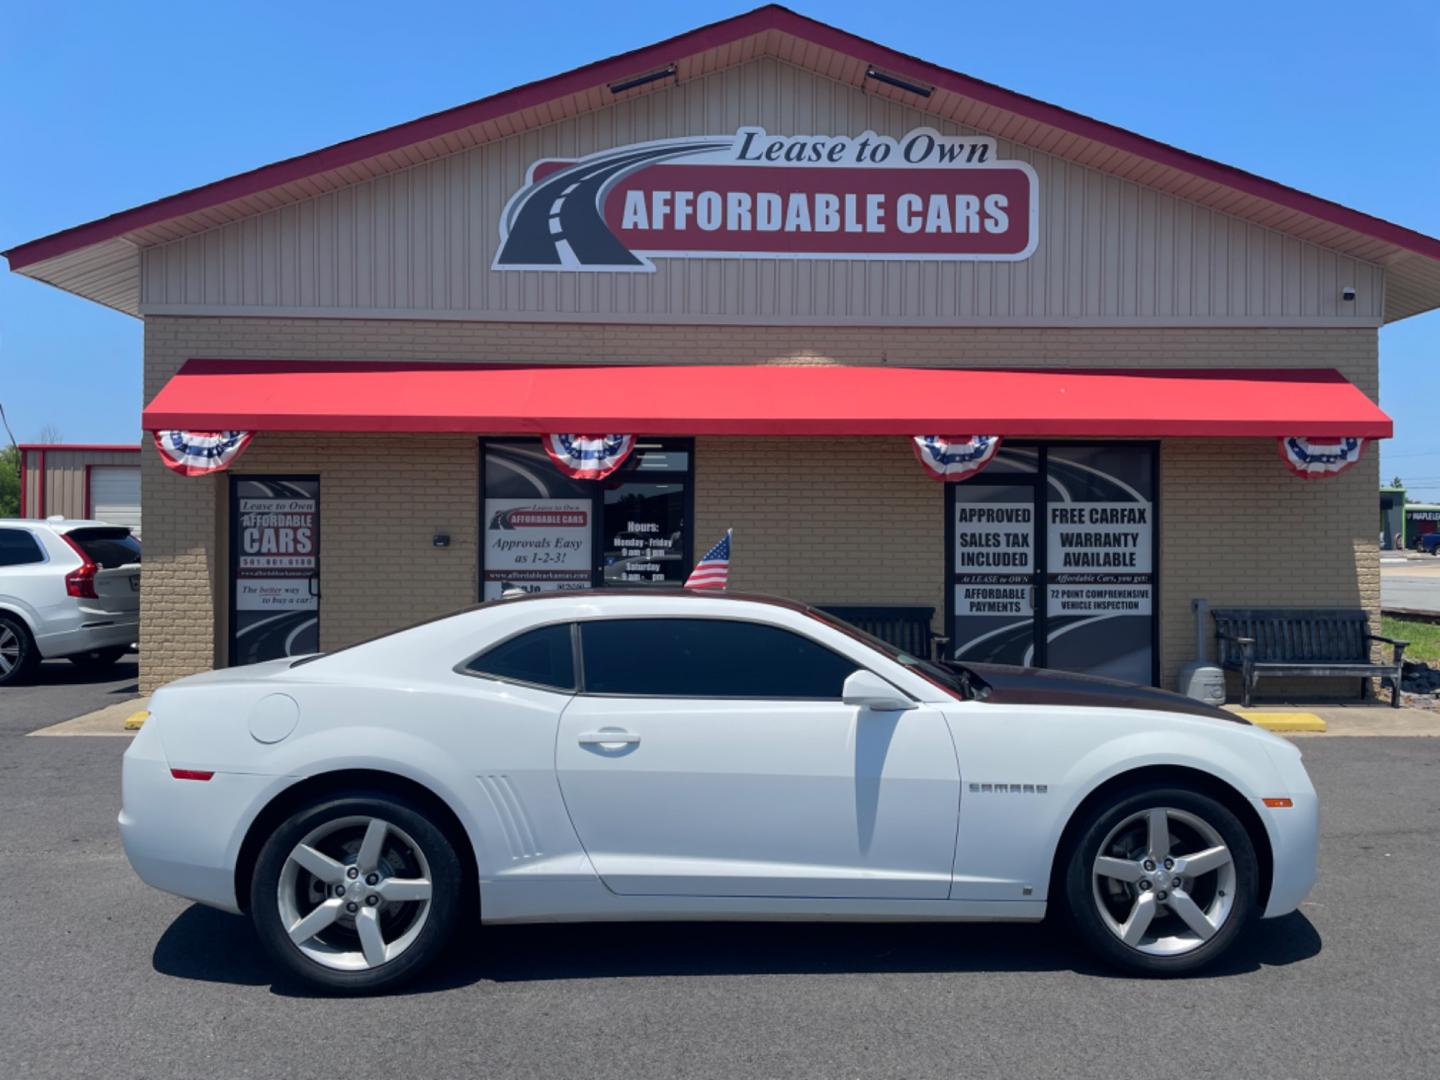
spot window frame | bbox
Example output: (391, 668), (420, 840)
(453, 619), (581, 695)
(0, 527), (49, 568)
(571, 614), (877, 702)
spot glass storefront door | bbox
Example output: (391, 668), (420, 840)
(947, 444), (1158, 685)
(482, 439), (694, 599)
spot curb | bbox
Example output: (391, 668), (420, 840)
(1236, 711), (1328, 732)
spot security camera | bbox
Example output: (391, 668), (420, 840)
(1341, 286), (1356, 302)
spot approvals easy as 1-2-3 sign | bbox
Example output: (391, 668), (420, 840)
(494, 128), (1038, 271)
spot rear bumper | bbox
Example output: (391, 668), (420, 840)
(36, 618), (138, 659)
(119, 728), (281, 913)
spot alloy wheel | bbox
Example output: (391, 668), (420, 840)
(277, 815), (434, 971)
(1091, 806), (1236, 957)
(0, 624), (21, 677)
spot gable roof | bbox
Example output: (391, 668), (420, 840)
(8, 3), (1440, 322)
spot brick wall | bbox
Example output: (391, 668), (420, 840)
(140, 316), (1380, 693)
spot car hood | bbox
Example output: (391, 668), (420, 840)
(957, 662), (1246, 724)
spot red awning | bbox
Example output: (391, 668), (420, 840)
(142, 360), (1392, 438)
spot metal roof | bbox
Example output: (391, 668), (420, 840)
(8, 4), (1440, 322)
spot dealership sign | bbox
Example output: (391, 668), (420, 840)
(494, 128), (1038, 271)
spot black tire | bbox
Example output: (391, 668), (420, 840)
(67, 646), (128, 671)
(0, 614), (39, 687)
(1063, 785), (1259, 975)
(250, 792), (464, 994)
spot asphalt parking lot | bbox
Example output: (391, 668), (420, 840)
(1, 686), (1437, 1079)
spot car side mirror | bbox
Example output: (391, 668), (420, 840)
(842, 670), (915, 711)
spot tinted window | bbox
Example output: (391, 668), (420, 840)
(65, 527), (141, 568)
(0, 529), (45, 567)
(465, 623), (575, 690)
(579, 618), (858, 698)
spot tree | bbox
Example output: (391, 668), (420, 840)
(36, 422), (63, 444)
(1392, 476), (1405, 489)
(0, 444), (18, 518)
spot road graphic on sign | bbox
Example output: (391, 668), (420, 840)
(493, 141), (728, 269)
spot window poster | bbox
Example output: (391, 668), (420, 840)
(483, 498), (593, 599)
(951, 484), (1036, 666)
(1043, 448), (1156, 684)
(230, 478), (320, 665)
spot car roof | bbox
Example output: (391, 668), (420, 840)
(0, 518), (118, 530)
(490, 588), (816, 614)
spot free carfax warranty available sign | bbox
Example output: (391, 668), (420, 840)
(493, 128), (1038, 271)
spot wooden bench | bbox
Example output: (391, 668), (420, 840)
(816, 604), (941, 660)
(1211, 607), (1408, 708)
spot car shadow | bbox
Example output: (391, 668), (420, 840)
(31, 658), (139, 691)
(152, 904), (1322, 996)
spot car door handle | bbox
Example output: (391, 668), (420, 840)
(577, 729), (641, 747)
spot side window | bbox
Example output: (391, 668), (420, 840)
(464, 623), (575, 691)
(0, 529), (45, 567)
(579, 618), (858, 698)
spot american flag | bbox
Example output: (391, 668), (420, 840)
(684, 530), (731, 589)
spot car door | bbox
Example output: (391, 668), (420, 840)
(554, 616), (961, 899)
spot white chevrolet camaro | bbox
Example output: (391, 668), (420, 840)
(120, 591), (1318, 992)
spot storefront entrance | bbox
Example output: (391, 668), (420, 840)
(481, 439), (694, 599)
(947, 444), (1158, 685)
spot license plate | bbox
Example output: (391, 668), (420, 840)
(129, 575), (139, 592)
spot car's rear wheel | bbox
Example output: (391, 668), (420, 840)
(250, 793), (463, 993)
(67, 646), (128, 671)
(1064, 785), (1259, 975)
(0, 615), (39, 687)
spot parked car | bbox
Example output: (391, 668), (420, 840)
(1419, 533), (1440, 556)
(120, 590), (1318, 992)
(0, 518), (140, 685)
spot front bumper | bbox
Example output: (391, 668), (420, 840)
(119, 723), (280, 913)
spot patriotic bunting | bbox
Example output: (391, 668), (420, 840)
(542, 434), (636, 480)
(912, 435), (1003, 482)
(685, 530), (732, 590)
(1278, 436), (1367, 478)
(152, 430), (254, 477)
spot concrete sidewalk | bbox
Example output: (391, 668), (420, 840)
(1228, 703), (1437, 736)
(28, 698), (148, 737)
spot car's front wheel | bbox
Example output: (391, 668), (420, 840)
(1064, 785), (1259, 975)
(250, 793), (463, 993)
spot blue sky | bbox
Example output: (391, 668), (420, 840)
(2, 1), (1436, 492)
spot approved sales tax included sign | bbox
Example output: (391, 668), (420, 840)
(493, 128), (1038, 271)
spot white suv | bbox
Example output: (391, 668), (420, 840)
(0, 518), (141, 685)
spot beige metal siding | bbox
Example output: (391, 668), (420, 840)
(139, 58), (1383, 327)
(22, 450), (141, 521)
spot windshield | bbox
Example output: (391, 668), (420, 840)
(802, 606), (974, 699)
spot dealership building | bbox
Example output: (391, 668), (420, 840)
(6, 5), (1438, 695)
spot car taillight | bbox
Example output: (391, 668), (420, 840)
(60, 534), (99, 599)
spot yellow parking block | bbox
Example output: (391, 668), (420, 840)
(1236, 711), (1327, 733)
(123, 710), (149, 731)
